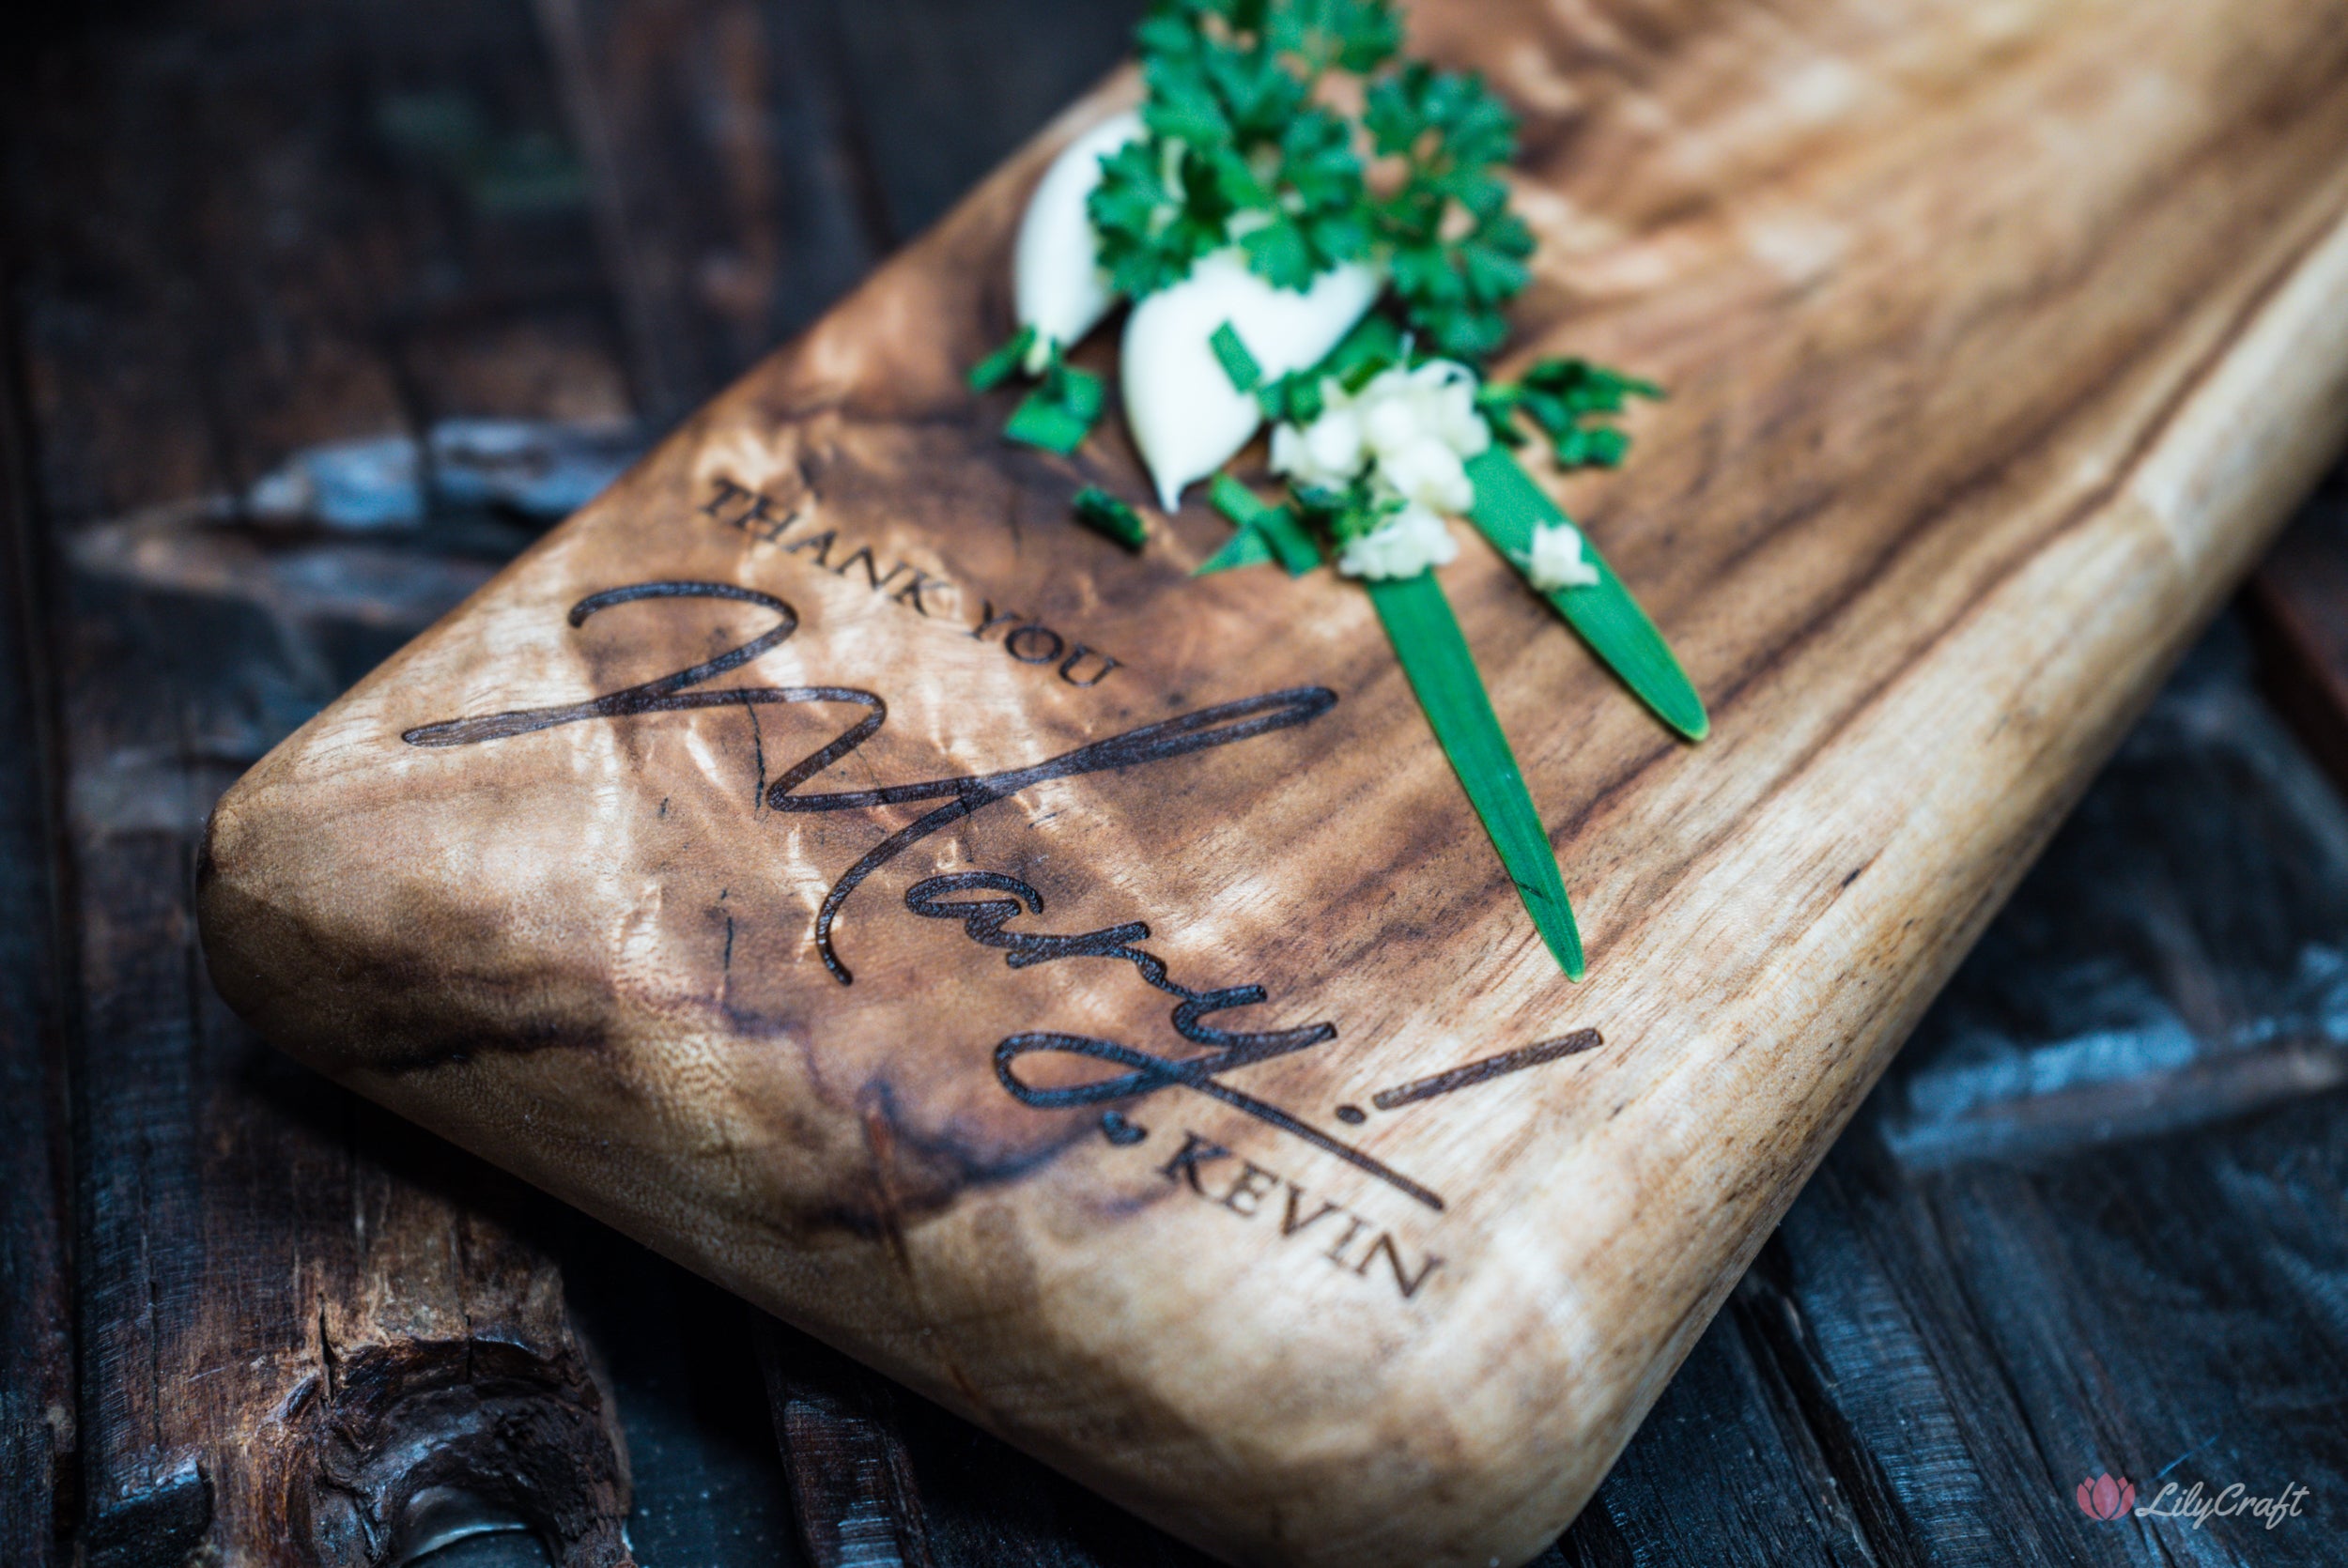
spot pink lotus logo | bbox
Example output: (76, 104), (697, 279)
(2077, 1473), (2137, 1521)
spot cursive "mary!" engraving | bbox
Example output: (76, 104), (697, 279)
(400, 582), (1465, 1207)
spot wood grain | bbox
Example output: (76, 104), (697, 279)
(197, 2), (2348, 1565)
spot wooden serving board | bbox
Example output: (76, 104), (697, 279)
(197, 2), (2348, 1563)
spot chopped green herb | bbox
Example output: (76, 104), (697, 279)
(1004, 396), (1091, 454)
(1210, 322), (1262, 392)
(1003, 354), (1104, 455)
(1257, 311), (1407, 423)
(1196, 526), (1275, 576)
(969, 325), (1040, 392)
(1074, 486), (1151, 550)
(991, 1), (1710, 983)
(1209, 471), (1273, 528)
(1210, 473), (1321, 575)
(1487, 358), (1664, 469)
(1291, 475), (1401, 546)
(1253, 506), (1323, 575)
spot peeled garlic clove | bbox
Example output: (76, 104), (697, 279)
(1121, 250), (1381, 511)
(1013, 110), (1144, 372)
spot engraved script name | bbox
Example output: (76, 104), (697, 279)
(405, 580), (1609, 1288)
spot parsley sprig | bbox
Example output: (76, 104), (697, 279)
(1096, 0), (1396, 295)
(1090, 0), (1529, 358)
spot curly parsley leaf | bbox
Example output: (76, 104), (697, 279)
(1268, 0), (1403, 72)
(1242, 106), (1372, 286)
(1089, 140), (1237, 297)
(1365, 63), (1530, 358)
(1107, 0), (1376, 294)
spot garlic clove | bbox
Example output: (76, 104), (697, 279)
(1121, 251), (1381, 511)
(1013, 110), (1145, 372)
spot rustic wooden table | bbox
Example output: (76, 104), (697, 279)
(3, 3), (2344, 1566)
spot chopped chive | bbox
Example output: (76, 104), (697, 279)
(1003, 361), (1104, 455)
(1254, 507), (1321, 576)
(1209, 472), (1271, 529)
(1054, 361), (1104, 423)
(1492, 359), (1663, 471)
(1004, 394), (1091, 453)
(1321, 313), (1404, 381)
(1464, 448), (1707, 742)
(969, 326), (1038, 392)
(1073, 486), (1149, 550)
(1196, 527), (1274, 576)
(1209, 474), (1321, 576)
(1210, 322), (1262, 392)
(1552, 423), (1628, 469)
(1257, 314), (1408, 425)
(1367, 571), (1584, 981)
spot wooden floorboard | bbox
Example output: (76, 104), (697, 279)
(0, 249), (74, 1568)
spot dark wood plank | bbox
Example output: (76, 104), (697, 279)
(7, 0), (1156, 1560)
(2248, 469), (2348, 797)
(557, 1232), (803, 1567)
(818, 0), (1147, 247)
(531, 0), (886, 422)
(3, 3), (643, 1561)
(0, 274), (74, 1568)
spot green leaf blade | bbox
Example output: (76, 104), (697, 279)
(1366, 572), (1583, 981)
(1464, 448), (1708, 742)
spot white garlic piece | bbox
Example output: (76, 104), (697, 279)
(1524, 521), (1601, 592)
(1013, 110), (1144, 373)
(1121, 249), (1381, 511)
(1336, 502), (1460, 581)
(1379, 435), (1476, 515)
(1270, 401), (1367, 489)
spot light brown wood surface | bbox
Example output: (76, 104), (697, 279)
(197, 2), (2348, 1563)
